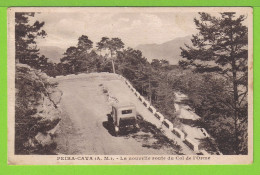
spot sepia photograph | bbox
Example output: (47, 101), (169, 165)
(7, 7), (253, 165)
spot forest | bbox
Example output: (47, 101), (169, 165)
(15, 12), (248, 155)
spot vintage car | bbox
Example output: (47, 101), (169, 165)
(108, 103), (139, 136)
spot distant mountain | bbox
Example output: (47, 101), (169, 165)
(136, 35), (192, 65)
(39, 46), (65, 63)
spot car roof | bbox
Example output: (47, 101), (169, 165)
(112, 102), (135, 109)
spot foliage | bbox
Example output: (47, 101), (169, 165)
(59, 35), (102, 74)
(179, 12), (248, 154)
(15, 12), (47, 67)
(97, 37), (125, 73)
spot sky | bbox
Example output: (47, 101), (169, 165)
(33, 11), (200, 50)
(30, 8), (249, 52)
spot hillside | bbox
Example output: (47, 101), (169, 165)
(15, 64), (62, 154)
(136, 35), (192, 64)
(39, 46), (65, 63)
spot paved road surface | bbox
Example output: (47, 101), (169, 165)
(54, 73), (195, 155)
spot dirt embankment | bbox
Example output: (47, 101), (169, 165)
(15, 64), (62, 154)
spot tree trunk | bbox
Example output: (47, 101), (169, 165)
(111, 59), (116, 73)
(232, 58), (239, 154)
(110, 50), (116, 73)
(149, 76), (152, 104)
(230, 22), (240, 154)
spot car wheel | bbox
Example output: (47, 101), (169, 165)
(134, 124), (140, 132)
(114, 126), (119, 136)
(135, 123), (140, 129)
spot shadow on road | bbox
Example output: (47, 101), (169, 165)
(102, 114), (183, 154)
(102, 121), (116, 136)
(102, 114), (139, 137)
(102, 121), (139, 137)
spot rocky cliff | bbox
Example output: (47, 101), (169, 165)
(15, 64), (62, 154)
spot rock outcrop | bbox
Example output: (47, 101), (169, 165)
(15, 64), (62, 154)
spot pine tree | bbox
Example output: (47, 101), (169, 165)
(97, 37), (124, 73)
(60, 35), (93, 73)
(180, 12), (248, 154)
(15, 12), (47, 66)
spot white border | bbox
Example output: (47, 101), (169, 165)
(7, 7), (253, 165)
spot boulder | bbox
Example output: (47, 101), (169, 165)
(35, 132), (53, 146)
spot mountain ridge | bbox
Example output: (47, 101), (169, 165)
(136, 35), (192, 65)
(39, 46), (65, 63)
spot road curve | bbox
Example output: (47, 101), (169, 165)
(54, 73), (194, 155)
